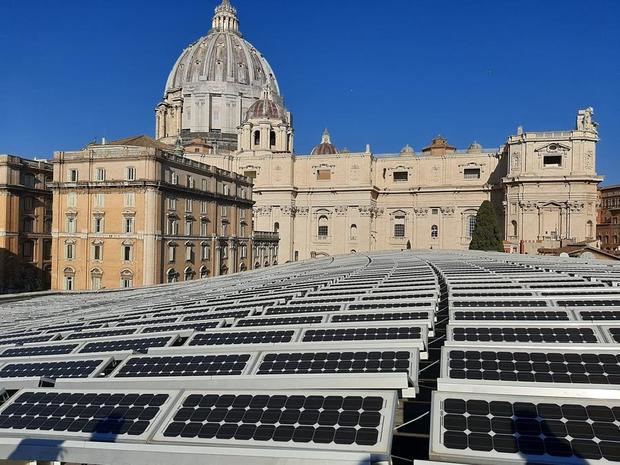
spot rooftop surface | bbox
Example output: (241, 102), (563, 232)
(1, 250), (620, 464)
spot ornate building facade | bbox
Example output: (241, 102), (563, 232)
(598, 185), (620, 254)
(50, 136), (256, 291)
(158, 1), (602, 262)
(0, 155), (53, 292)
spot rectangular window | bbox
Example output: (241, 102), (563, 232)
(317, 169), (331, 180)
(223, 185), (230, 196)
(124, 193), (135, 207)
(123, 245), (132, 262)
(201, 201), (208, 214)
(240, 245), (247, 259)
(43, 239), (52, 260)
(185, 198), (193, 211)
(126, 167), (136, 181)
(121, 278), (133, 289)
(221, 223), (228, 236)
(93, 244), (103, 261)
(318, 225), (329, 237)
(66, 243), (75, 260)
(544, 155), (562, 167)
(200, 221), (208, 236)
(240, 224), (246, 237)
(168, 197), (177, 210)
(393, 171), (408, 182)
(93, 217), (104, 233)
(464, 168), (481, 180)
(394, 215), (406, 238)
(171, 171), (178, 185)
(240, 209), (246, 219)
(94, 193), (105, 208)
(67, 193), (77, 208)
(244, 171), (256, 179)
(168, 245), (176, 262)
(187, 175), (194, 188)
(221, 205), (228, 217)
(202, 179), (208, 191)
(66, 217), (76, 233)
(22, 241), (34, 261)
(68, 169), (79, 182)
(201, 244), (210, 260)
(168, 219), (178, 235)
(95, 168), (106, 182)
(185, 220), (193, 236)
(186, 246), (194, 261)
(124, 217), (134, 234)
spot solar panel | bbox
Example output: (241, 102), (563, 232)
(430, 391), (620, 464)
(113, 353), (252, 378)
(141, 321), (221, 333)
(448, 325), (602, 344)
(152, 389), (396, 456)
(330, 311), (433, 323)
(301, 325), (425, 343)
(0, 388), (176, 442)
(235, 316), (324, 327)
(0, 343), (80, 358)
(441, 346), (620, 386)
(188, 330), (297, 347)
(78, 335), (177, 354)
(65, 328), (138, 340)
(255, 349), (414, 377)
(450, 310), (572, 321)
(0, 357), (111, 381)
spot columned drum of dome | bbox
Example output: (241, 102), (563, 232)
(155, 0), (281, 150)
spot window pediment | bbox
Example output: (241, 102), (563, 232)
(535, 143), (571, 153)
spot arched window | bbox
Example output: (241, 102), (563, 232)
(64, 267), (75, 291)
(586, 220), (594, 238)
(318, 215), (329, 237)
(270, 130), (276, 147)
(167, 268), (177, 284)
(512, 220), (518, 237)
(200, 266), (209, 278)
(91, 268), (103, 290)
(120, 269), (133, 289)
(467, 215), (477, 238)
(240, 263), (247, 271)
(350, 224), (358, 240)
(254, 130), (261, 146)
(184, 267), (194, 281)
(431, 225), (439, 239)
(274, 222), (280, 232)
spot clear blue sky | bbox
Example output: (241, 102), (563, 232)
(1, 0), (618, 184)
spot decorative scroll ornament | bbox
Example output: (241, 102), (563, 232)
(414, 207), (429, 217)
(440, 206), (455, 216)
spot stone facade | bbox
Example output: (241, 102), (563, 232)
(598, 185), (620, 254)
(50, 136), (256, 291)
(160, 1), (601, 262)
(0, 155), (53, 293)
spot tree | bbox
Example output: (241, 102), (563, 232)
(469, 200), (504, 252)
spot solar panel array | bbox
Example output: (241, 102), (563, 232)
(1, 250), (619, 464)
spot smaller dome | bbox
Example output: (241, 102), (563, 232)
(246, 99), (283, 121)
(311, 129), (339, 155)
(245, 86), (285, 122)
(400, 144), (415, 156)
(467, 141), (483, 153)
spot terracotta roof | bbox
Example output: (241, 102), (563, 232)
(104, 135), (174, 152)
(537, 244), (620, 260)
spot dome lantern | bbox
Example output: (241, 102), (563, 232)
(212, 0), (240, 36)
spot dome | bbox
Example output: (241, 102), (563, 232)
(467, 141), (483, 153)
(311, 129), (339, 155)
(400, 144), (415, 156)
(164, 1), (279, 94)
(246, 87), (285, 121)
(156, 0), (285, 147)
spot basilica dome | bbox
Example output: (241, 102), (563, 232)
(246, 92), (285, 121)
(156, 0), (283, 148)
